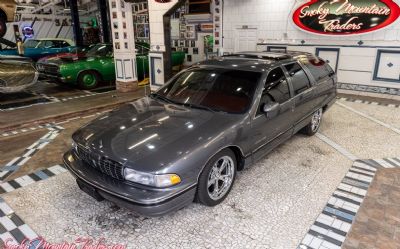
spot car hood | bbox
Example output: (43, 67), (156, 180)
(38, 54), (87, 64)
(72, 97), (240, 172)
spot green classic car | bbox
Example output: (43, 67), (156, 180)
(36, 43), (185, 89)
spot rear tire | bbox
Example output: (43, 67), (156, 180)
(303, 108), (323, 136)
(77, 70), (100, 90)
(196, 149), (237, 207)
(0, 17), (6, 38)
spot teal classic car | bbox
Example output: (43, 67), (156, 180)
(36, 43), (185, 89)
(0, 38), (76, 60)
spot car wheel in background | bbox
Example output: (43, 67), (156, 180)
(77, 71), (100, 90)
(303, 108), (323, 136)
(196, 149), (237, 206)
(0, 17), (6, 38)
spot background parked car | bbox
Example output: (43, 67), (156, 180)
(37, 42), (185, 89)
(0, 38), (76, 60)
(0, 55), (38, 93)
(0, 0), (16, 38)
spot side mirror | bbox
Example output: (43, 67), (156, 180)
(262, 102), (280, 118)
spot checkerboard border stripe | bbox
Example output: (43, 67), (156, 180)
(0, 165), (67, 194)
(338, 97), (400, 108)
(0, 165), (68, 246)
(0, 198), (38, 246)
(297, 158), (396, 249)
(0, 126), (63, 181)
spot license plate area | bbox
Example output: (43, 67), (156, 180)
(76, 178), (104, 202)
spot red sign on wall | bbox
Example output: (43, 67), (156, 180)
(293, 0), (400, 35)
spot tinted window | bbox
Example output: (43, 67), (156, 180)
(304, 59), (331, 82)
(257, 67), (290, 115)
(157, 69), (261, 114)
(285, 63), (310, 95)
(86, 44), (113, 57)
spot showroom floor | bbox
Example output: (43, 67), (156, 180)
(0, 89), (399, 248)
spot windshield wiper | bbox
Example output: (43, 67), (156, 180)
(182, 103), (220, 113)
(150, 93), (177, 105)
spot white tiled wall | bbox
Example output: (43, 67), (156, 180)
(222, 0), (400, 88)
(148, 0), (179, 52)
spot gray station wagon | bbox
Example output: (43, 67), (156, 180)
(63, 51), (337, 216)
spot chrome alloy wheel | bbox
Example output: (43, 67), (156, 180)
(311, 108), (323, 132)
(207, 156), (235, 201)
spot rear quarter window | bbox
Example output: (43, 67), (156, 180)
(304, 59), (332, 83)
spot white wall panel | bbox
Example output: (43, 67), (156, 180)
(338, 70), (372, 85)
(223, 0), (400, 88)
(339, 56), (375, 72)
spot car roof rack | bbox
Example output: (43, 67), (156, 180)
(223, 52), (292, 61)
(223, 51), (319, 62)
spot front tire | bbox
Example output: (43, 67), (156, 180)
(303, 108), (323, 136)
(77, 70), (100, 90)
(0, 17), (6, 38)
(196, 149), (237, 206)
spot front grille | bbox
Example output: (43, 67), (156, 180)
(76, 146), (124, 180)
(36, 63), (59, 75)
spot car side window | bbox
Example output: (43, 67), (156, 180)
(284, 62), (311, 95)
(257, 67), (290, 116)
(304, 59), (331, 83)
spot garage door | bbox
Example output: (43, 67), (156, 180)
(234, 29), (257, 53)
(316, 48), (340, 72)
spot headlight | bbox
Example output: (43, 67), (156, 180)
(124, 168), (181, 188)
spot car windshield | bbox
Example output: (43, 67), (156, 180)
(155, 68), (261, 114)
(24, 40), (39, 48)
(85, 44), (113, 57)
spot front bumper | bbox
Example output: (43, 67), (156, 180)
(63, 150), (196, 217)
(38, 73), (68, 83)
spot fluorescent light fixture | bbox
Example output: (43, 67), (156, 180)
(129, 134), (158, 150)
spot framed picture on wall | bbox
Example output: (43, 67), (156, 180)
(179, 23), (186, 31)
(186, 31), (196, 40)
(200, 23), (213, 32)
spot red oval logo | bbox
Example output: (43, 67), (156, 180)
(293, 0), (400, 35)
